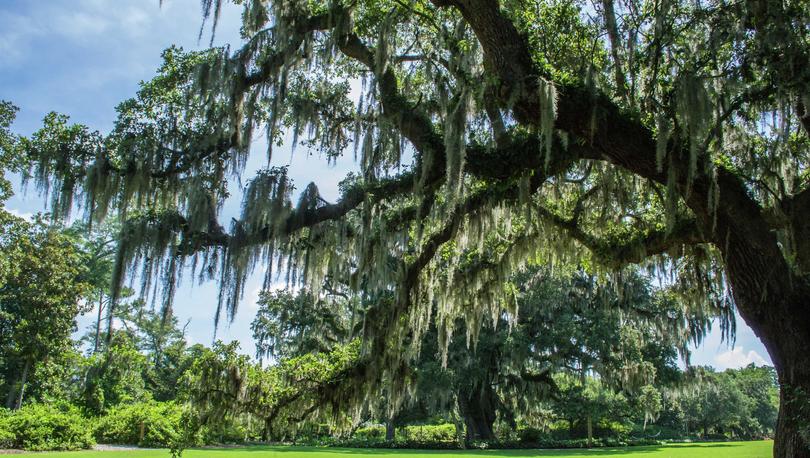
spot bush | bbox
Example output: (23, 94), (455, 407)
(198, 417), (259, 445)
(354, 425), (387, 440)
(95, 401), (183, 447)
(518, 426), (547, 443)
(0, 409), (13, 448)
(401, 423), (457, 443)
(2, 403), (94, 451)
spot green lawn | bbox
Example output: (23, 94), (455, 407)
(29, 441), (773, 457)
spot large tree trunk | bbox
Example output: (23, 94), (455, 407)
(707, 175), (810, 457)
(753, 298), (810, 458)
(458, 383), (498, 442)
(775, 374), (810, 458)
(262, 417), (273, 442)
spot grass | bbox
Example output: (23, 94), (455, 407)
(29, 441), (773, 457)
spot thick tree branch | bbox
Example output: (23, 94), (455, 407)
(534, 204), (705, 267)
(336, 32), (447, 189)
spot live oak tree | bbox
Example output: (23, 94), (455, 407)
(412, 267), (702, 441)
(182, 340), (363, 442)
(249, 267), (709, 442)
(12, 0), (810, 455)
(251, 289), (357, 365)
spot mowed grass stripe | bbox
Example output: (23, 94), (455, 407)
(31, 441), (773, 457)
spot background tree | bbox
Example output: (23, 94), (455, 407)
(730, 365), (780, 438)
(637, 385), (662, 432)
(16, 0), (810, 454)
(182, 339), (363, 442)
(679, 367), (748, 438)
(67, 221), (119, 354)
(551, 373), (630, 446)
(79, 331), (151, 415)
(251, 289), (355, 365)
(249, 266), (713, 443)
(0, 217), (91, 409)
(0, 102), (25, 207)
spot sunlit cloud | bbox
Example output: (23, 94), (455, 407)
(714, 346), (768, 370)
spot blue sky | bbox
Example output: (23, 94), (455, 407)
(0, 0), (771, 370)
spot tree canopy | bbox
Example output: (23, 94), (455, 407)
(7, 0), (810, 455)
(0, 216), (92, 409)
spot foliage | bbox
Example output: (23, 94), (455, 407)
(79, 332), (151, 415)
(112, 300), (196, 402)
(400, 423), (457, 443)
(637, 385), (662, 430)
(95, 401), (184, 448)
(0, 101), (26, 204)
(182, 339), (362, 441)
(550, 373), (631, 439)
(726, 365), (779, 437)
(0, 403), (94, 451)
(0, 216), (91, 409)
(251, 289), (353, 364)
(0, 409), (13, 448)
(675, 366), (778, 439)
(353, 425), (387, 441)
(17, 0), (810, 450)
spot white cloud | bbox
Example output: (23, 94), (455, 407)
(714, 346), (768, 370)
(0, 11), (45, 66)
(245, 286), (262, 310)
(45, 0), (155, 43)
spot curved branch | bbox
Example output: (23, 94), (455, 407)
(535, 204), (705, 267)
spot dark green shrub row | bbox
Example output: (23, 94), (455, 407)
(314, 434), (662, 450)
(0, 404), (95, 451)
(352, 423), (457, 443)
(470, 438), (664, 449)
(401, 423), (457, 442)
(352, 425), (387, 440)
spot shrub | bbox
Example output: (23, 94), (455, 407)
(401, 423), (457, 443)
(518, 426), (547, 443)
(353, 425), (387, 440)
(2, 403), (94, 451)
(0, 409), (13, 448)
(198, 417), (259, 445)
(95, 401), (183, 447)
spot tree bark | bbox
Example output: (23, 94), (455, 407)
(13, 359), (31, 410)
(775, 378), (810, 458)
(458, 383), (498, 442)
(262, 418), (273, 442)
(700, 173), (810, 457)
(385, 420), (395, 442)
(4, 374), (16, 409)
(93, 291), (104, 354)
(587, 415), (593, 447)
